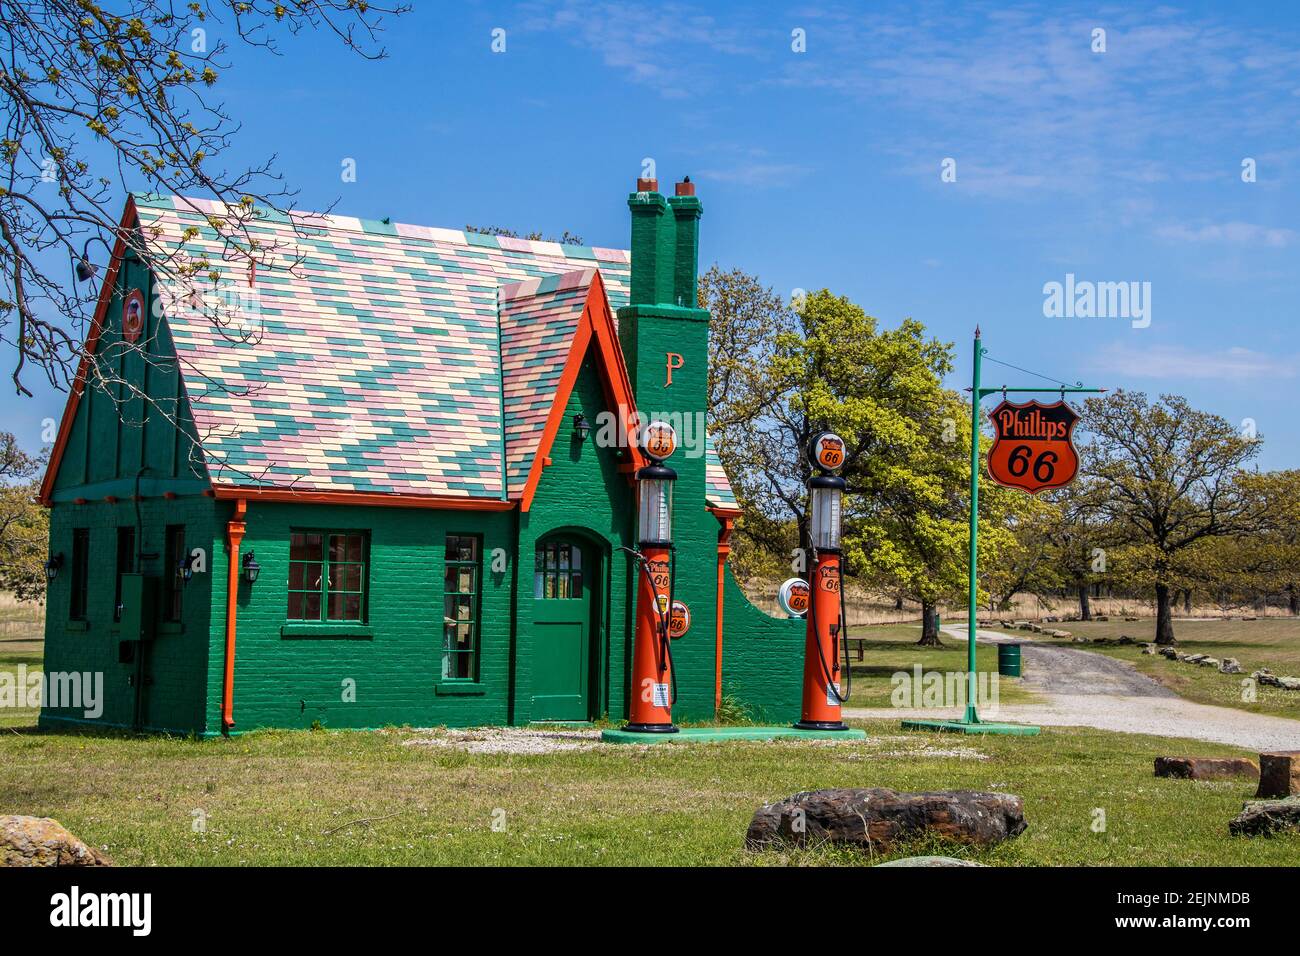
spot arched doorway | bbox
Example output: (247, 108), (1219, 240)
(531, 533), (603, 721)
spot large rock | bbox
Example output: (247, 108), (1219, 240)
(0, 816), (111, 867)
(1159, 647), (1179, 660)
(745, 788), (1026, 852)
(1219, 658), (1243, 674)
(1256, 751), (1300, 798)
(1154, 756), (1259, 781)
(1229, 797), (1300, 837)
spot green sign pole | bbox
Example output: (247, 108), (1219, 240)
(963, 327), (983, 725)
(903, 327), (1105, 737)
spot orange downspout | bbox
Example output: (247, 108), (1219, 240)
(221, 498), (247, 734)
(714, 517), (734, 715)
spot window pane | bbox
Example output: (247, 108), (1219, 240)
(457, 566), (474, 593)
(345, 534), (364, 562)
(534, 571), (544, 599)
(571, 572), (582, 599)
(304, 592), (321, 621)
(290, 533), (320, 561)
(288, 562), (306, 591)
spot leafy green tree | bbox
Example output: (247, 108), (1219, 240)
(1080, 392), (1265, 644)
(0, 433), (47, 601)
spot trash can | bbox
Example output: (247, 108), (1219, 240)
(998, 643), (1022, 678)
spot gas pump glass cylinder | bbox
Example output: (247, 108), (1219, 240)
(638, 467), (675, 545)
(810, 477), (844, 551)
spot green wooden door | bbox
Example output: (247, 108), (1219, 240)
(531, 538), (596, 721)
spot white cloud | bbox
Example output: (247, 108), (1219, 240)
(1154, 222), (1297, 247)
(1092, 343), (1297, 381)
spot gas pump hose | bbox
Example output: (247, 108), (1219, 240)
(620, 545), (680, 707)
(808, 560), (851, 705)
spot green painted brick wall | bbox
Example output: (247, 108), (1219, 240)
(720, 568), (804, 722)
(616, 302), (719, 722)
(515, 348), (635, 723)
(40, 495), (219, 733)
(207, 500), (516, 733)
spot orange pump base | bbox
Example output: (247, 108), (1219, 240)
(794, 551), (849, 731)
(624, 544), (677, 733)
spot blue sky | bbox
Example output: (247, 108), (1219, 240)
(18, 1), (1300, 469)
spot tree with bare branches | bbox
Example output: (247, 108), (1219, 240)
(0, 0), (407, 400)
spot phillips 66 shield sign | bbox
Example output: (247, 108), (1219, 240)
(987, 400), (1081, 494)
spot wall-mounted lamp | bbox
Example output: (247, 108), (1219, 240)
(242, 550), (261, 583)
(75, 235), (111, 283)
(45, 553), (64, 581)
(573, 413), (591, 441)
(178, 554), (195, 585)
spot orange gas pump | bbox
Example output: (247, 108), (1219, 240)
(623, 422), (679, 734)
(795, 433), (853, 731)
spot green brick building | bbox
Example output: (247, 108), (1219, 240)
(38, 178), (802, 736)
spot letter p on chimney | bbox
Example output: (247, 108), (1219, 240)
(666, 352), (685, 386)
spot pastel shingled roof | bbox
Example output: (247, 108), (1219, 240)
(499, 269), (597, 497)
(705, 435), (739, 512)
(130, 194), (738, 509)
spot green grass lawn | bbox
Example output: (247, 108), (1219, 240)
(2, 601), (1296, 867)
(0, 597), (45, 730)
(1027, 618), (1300, 719)
(1, 720), (1295, 866)
(845, 623), (1039, 709)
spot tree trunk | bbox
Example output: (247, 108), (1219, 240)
(1182, 589), (1192, 614)
(1155, 583), (1176, 645)
(894, 594), (904, 611)
(1288, 585), (1298, 616)
(1077, 584), (1091, 621)
(917, 602), (942, 646)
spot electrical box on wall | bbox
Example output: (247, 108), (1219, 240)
(118, 573), (158, 642)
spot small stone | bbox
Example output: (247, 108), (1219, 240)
(1095, 615), (1109, 621)
(1198, 657), (1220, 668)
(1229, 797), (1300, 837)
(1142, 644), (1158, 655)
(1277, 676), (1300, 691)
(1219, 658), (1243, 674)
(875, 855), (988, 867)
(1184, 653), (1207, 664)
(1256, 752), (1300, 799)
(1154, 756), (1259, 781)
(1159, 647), (1179, 660)
(0, 816), (111, 867)
(1071, 635), (1090, 643)
(1044, 616), (1059, 623)
(1053, 630), (1072, 639)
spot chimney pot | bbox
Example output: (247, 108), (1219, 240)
(674, 177), (695, 197)
(636, 177), (659, 193)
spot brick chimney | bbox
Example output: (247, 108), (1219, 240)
(627, 176), (701, 309)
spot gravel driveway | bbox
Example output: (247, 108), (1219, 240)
(846, 625), (1300, 751)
